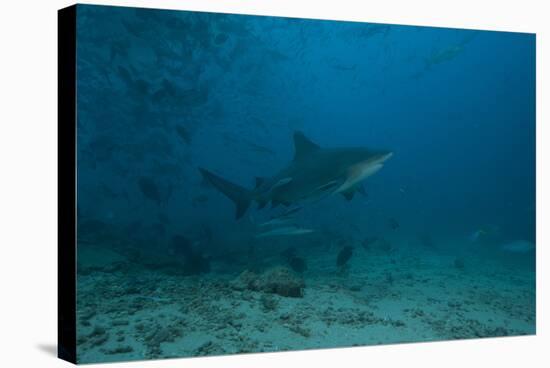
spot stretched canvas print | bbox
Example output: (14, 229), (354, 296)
(58, 4), (536, 364)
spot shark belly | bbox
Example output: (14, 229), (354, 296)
(336, 163), (383, 193)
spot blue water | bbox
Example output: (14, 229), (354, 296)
(74, 5), (535, 363)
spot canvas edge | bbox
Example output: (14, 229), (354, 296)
(58, 4), (77, 365)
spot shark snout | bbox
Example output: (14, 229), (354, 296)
(374, 151), (393, 164)
(381, 152), (393, 162)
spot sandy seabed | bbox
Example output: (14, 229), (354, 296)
(75, 245), (535, 364)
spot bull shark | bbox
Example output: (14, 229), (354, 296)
(199, 131), (392, 219)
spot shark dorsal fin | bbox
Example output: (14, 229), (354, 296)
(293, 131), (320, 161)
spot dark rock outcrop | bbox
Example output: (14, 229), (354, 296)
(232, 266), (305, 298)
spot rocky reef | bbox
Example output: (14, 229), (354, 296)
(232, 266), (305, 298)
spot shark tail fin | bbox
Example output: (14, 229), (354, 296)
(199, 168), (252, 219)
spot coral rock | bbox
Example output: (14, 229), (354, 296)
(232, 267), (305, 298)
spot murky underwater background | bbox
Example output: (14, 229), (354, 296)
(74, 4), (535, 363)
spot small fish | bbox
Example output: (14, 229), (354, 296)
(258, 217), (293, 227)
(388, 218), (399, 230)
(418, 232), (436, 249)
(138, 176), (161, 204)
(385, 272), (394, 285)
(117, 65), (134, 88)
(424, 44), (463, 70)
(158, 212), (170, 224)
(78, 218), (107, 235)
(332, 64), (357, 72)
(469, 225), (501, 243)
(214, 32), (229, 45)
(171, 235), (193, 257)
(255, 226), (314, 238)
(117, 66), (150, 95)
(325, 58), (357, 72)
(336, 246), (353, 267)
(360, 24), (391, 39)
(500, 240), (535, 253)
(243, 140), (276, 156)
(99, 182), (123, 200)
(192, 194), (209, 205)
(280, 246), (297, 260)
(170, 235), (211, 275)
(125, 220), (142, 236)
(109, 40), (129, 62)
(175, 125), (192, 144)
(468, 229), (487, 243)
(362, 236), (378, 250)
(199, 175), (213, 189)
(121, 19), (148, 39)
(288, 257), (307, 274)
(378, 237), (393, 252)
(151, 222), (166, 237)
(412, 71), (426, 81)
(271, 177), (292, 190)
(258, 205), (302, 226)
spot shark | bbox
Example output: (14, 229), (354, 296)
(255, 226), (315, 238)
(199, 131), (392, 219)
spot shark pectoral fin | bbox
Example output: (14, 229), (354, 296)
(301, 180), (341, 203)
(293, 131), (320, 161)
(356, 185), (367, 196)
(341, 183), (368, 201)
(341, 189), (355, 201)
(257, 199), (268, 209)
(271, 199), (290, 208)
(272, 177), (292, 189)
(282, 206), (302, 217)
(316, 180), (341, 194)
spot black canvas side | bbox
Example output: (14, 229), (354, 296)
(58, 4), (77, 364)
